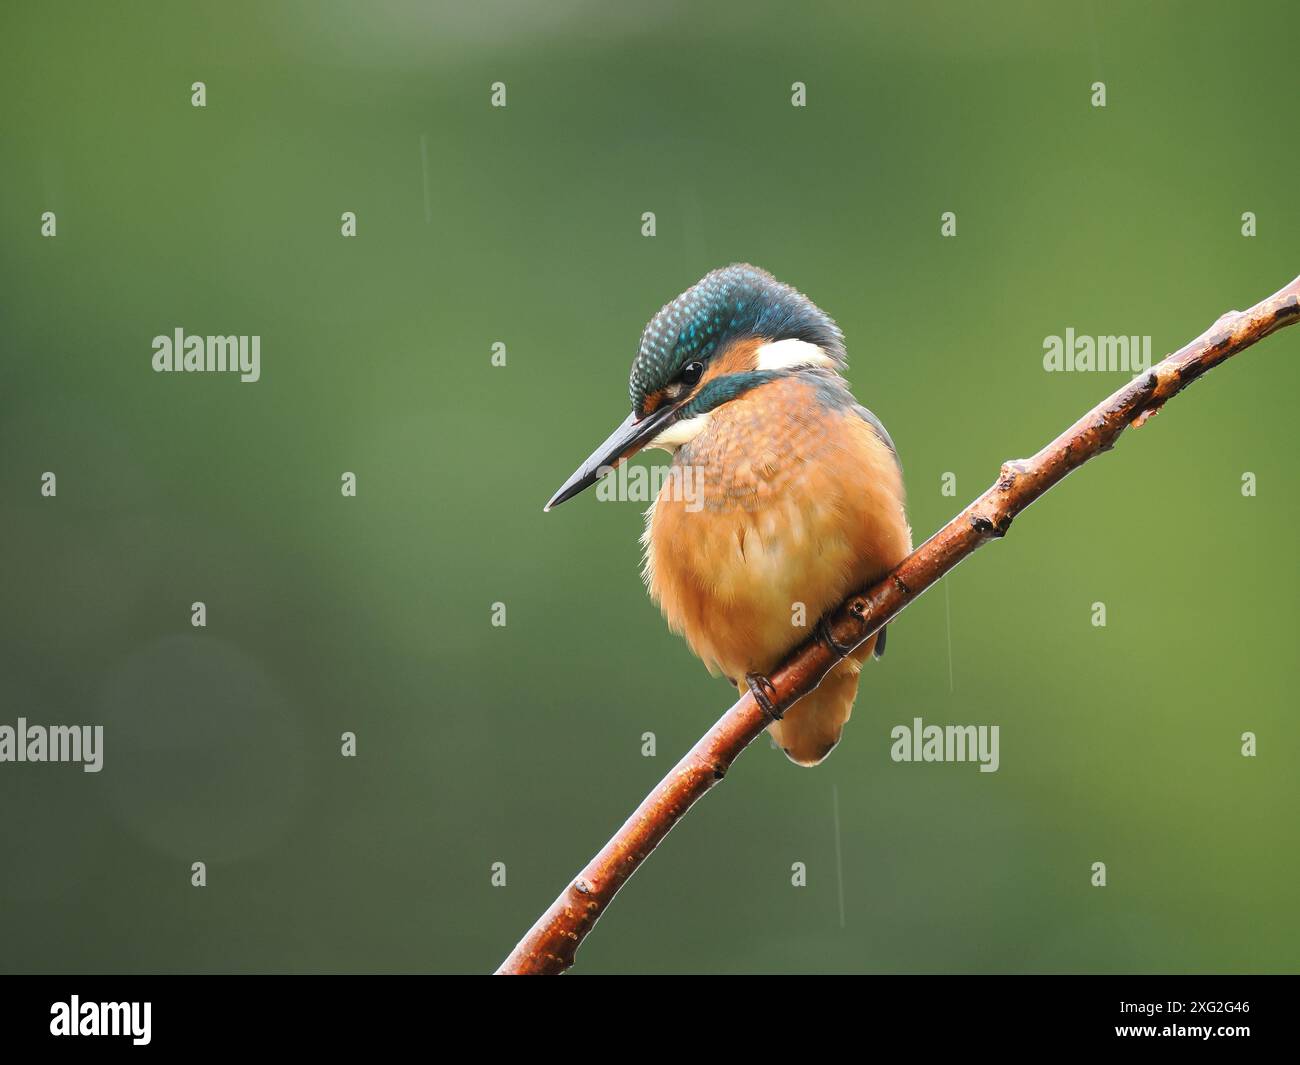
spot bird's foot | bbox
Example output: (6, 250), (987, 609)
(816, 615), (856, 659)
(745, 672), (783, 722)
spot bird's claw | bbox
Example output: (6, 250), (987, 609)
(816, 615), (856, 659)
(745, 672), (783, 722)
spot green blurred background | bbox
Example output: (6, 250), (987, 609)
(1, 1), (1296, 974)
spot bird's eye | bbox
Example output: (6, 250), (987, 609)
(681, 360), (704, 387)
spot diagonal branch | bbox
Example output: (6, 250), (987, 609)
(496, 273), (1300, 976)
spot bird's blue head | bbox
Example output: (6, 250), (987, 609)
(546, 264), (847, 510)
(628, 263), (845, 415)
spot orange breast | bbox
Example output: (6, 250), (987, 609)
(643, 375), (911, 681)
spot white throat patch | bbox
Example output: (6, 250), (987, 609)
(647, 411), (713, 452)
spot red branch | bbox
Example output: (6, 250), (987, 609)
(497, 274), (1300, 975)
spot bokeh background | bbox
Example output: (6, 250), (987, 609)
(1, 0), (1296, 974)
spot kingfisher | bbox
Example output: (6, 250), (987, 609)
(545, 265), (911, 766)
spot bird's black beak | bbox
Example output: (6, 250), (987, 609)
(544, 402), (680, 511)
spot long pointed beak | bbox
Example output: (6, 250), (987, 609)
(544, 403), (679, 511)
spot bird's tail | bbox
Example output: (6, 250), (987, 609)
(751, 631), (880, 767)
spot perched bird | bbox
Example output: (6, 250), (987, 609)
(546, 265), (911, 765)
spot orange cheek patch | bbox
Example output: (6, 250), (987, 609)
(643, 337), (768, 415)
(701, 337), (765, 386)
(641, 389), (669, 416)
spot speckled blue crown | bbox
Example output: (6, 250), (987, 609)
(629, 264), (846, 411)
